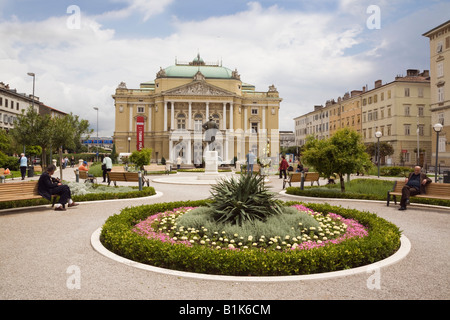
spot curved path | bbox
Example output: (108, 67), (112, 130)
(0, 169), (449, 299)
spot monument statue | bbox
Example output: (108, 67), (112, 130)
(202, 117), (219, 148)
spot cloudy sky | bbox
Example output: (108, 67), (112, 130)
(1, 0), (449, 136)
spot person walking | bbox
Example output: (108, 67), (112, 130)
(279, 155), (289, 179)
(246, 151), (256, 175)
(38, 164), (78, 211)
(102, 154), (113, 183)
(19, 153), (27, 180)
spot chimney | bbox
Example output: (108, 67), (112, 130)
(351, 90), (362, 97)
(421, 70), (430, 77)
(406, 69), (419, 76)
(374, 80), (382, 88)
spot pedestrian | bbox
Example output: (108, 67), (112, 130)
(399, 165), (432, 210)
(102, 154), (113, 183)
(246, 151), (256, 175)
(176, 156), (182, 170)
(78, 161), (89, 171)
(279, 155), (289, 179)
(19, 153), (27, 180)
(38, 164), (78, 211)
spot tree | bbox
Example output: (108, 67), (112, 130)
(10, 106), (52, 167)
(366, 142), (394, 163)
(302, 128), (371, 192)
(129, 148), (152, 170)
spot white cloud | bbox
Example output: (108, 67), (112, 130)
(2, 1), (441, 135)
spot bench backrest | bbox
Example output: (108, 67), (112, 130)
(392, 180), (450, 196)
(0, 181), (39, 200)
(78, 170), (90, 179)
(34, 165), (43, 172)
(111, 166), (125, 172)
(288, 173), (302, 182)
(108, 172), (140, 182)
(304, 172), (320, 181)
(143, 164), (165, 170)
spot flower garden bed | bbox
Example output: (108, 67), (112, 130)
(100, 200), (401, 276)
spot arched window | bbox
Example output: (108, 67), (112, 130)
(194, 113), (203, 131)
(177, 113), (186, 130)
(212, 113), (220, 126)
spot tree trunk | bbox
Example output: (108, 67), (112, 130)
(339, 174), (346, 192)
(59, 148), (64, 181)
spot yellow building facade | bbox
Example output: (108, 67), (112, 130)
(113, 55), (282, 164)
(423, 20), (450, 169)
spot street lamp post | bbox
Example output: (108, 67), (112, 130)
(375, 131), (382, 178)
(433, 123), (443, 182)
(128, 137), (131, 153)
(93, 107), (99, 162)
(26, 73), (35, 156)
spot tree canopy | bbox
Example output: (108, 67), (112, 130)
(302, 128), (371, 192)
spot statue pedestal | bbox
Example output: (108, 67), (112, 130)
(197, 151), (225, 180)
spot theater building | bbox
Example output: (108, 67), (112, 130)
(112, 54), (282, 165)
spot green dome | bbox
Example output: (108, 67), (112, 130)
(164, 65), (233, 79)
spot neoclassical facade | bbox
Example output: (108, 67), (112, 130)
(113, 55), (282, 164)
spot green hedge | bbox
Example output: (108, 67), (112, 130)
(285, 187), (450, 207)
(100, 200), (402, 276)
(0, 186), (156, 210)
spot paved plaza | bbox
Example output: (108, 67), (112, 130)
(0, 168), (449, 300)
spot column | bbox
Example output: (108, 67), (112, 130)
(222, 102), (227, 130)
(129, 105), (133, 132)
(229, 103), (233, 130)
(148, 104), (152, 132)
(206, 102), (209, 120)
(244, 106), (248, 132)
(170, 102), (175, 130)
(164, 101), (168, 131)
(262, 106), (266, 131)
(188, 101), (192, 130)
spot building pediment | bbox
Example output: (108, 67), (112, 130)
(162, 79), (234, 97)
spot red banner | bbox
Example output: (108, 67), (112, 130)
(136, 116), (144, 151)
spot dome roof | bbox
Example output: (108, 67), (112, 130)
(160, 54), (235, 79)
(164, 65), (233, 79)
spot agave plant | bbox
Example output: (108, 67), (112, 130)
(208, 174), (283, 225)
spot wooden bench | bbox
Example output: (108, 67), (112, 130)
(107, 171), (149, 190)
(387, 180), (450, 206)
(283, 172), (320, 189)
(0, 180), (56, 206)
(76, 170), (97, 184)
(33, 165), (43, 173)
(0, 168), (14, 182)
(143, 164), (169, 175)
(110, 166), (126, 172)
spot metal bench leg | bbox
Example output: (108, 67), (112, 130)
(387, 191), (390, 206)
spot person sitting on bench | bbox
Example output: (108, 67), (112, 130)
(38, 164), (78, 211)
(399, 166), (431, 211)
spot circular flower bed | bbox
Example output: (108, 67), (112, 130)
(100, 200), (401, 276)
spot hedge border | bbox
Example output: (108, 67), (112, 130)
(0, 186), (156, 210)
(100, 200), (402, 276)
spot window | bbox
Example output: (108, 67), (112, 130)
(404, 124), (411, 136)
(137, 107), (144, 113)
(437, 62), (444, 78)
(212, 113), (220, 127)
(404, 105), (410, 116)
(438, 112), (445, 125)
(418, 87), (424, 98)
(438, 87), (445, 103)
(439, 137), (446, 153)
(368, 111), (372, 121)
(194, 113), (203, 131)
(387, 106), (391, 117)
(387, 125), (391, 136)
(374, 94), (378, 103)
(177, 113), (186, 129)
(418, 125), (424, 136)
(251, 122), (258, 133)
(387, 90), (391, 99)
(418, 106), (424, 116)
(0, 98), (2, 106)
(380, 108), (384, 119)
(251, 108), (258, 115)
(381, 92), (384, 101)
(404, 88), (410, 97)
(373, 109), (378, 120)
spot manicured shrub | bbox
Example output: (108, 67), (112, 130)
(100, 200), (402, 276)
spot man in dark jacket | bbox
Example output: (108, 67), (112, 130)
(399, 166), (432, 210)
(38, 164), (78, 211)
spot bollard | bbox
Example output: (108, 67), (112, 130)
(75, 169), (79, 183)
(138, 171), (142, 191)
(300, 172), (305, 190)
